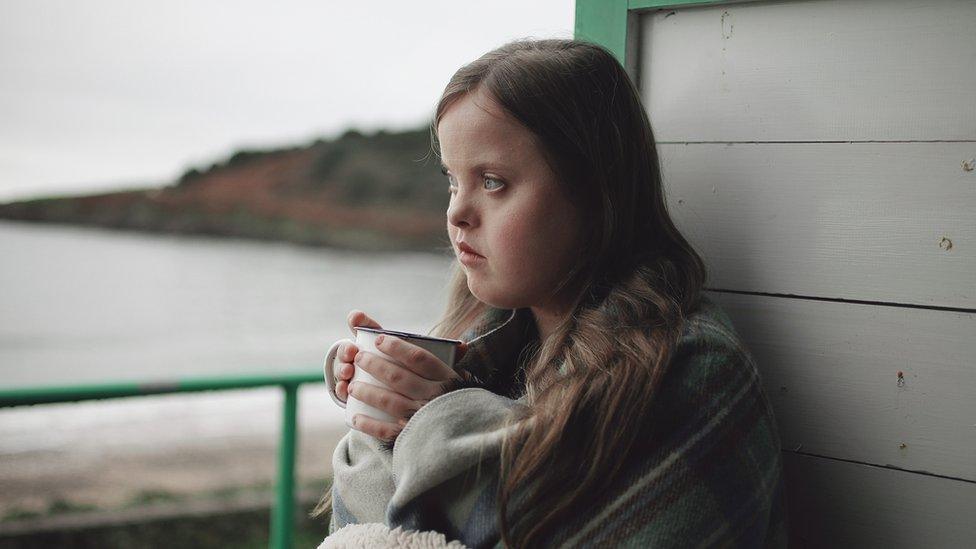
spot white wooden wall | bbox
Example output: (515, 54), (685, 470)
(634, 0), (976, 546)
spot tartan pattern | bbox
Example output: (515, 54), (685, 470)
(328, 295), (788, 547)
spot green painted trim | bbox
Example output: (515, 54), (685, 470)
(629, 0), (758, 9)
(0, 370), (322, 407)
(574, 0), (629, 64)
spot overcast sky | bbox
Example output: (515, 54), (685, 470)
(0, 1), (574, 202)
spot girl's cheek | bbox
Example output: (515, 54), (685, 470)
(497, 213), (525, 242)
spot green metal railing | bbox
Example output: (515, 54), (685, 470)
(0, 371), (326, 549)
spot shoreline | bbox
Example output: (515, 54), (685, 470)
(0, 217), (450, 257)
(0, 387), (348, 519)
(0, 423), (346, 520)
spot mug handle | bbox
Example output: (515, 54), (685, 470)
(323, 338), (356, 409)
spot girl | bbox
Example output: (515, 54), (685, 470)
(316, 38), (787, 548)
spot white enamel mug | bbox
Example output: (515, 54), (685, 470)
(323, 327), (463, 430)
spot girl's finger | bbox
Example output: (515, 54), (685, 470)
(337, 361), (354, 381)
(374, 335), (454, 381)
(336, 379), (349, 401)
(339, 342), (359, 363)
(347, 309), (382, 336)
(350, 413), (402, 443)
(354, 351), (427, 400)
(348, 380), (424, 419)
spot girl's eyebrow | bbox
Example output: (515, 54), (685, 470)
(439, 161), (508, 174)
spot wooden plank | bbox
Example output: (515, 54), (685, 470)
(783, 452), (976, 547)
(638, 0), (976, 141)
(661, 142), (976, 308)
(707, 291), (976, 482)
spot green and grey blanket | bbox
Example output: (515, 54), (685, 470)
(324, 296), (788, 548)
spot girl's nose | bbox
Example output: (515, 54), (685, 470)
(447, 188), (477, 229)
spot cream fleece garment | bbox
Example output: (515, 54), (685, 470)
(319, 522), (468, 548)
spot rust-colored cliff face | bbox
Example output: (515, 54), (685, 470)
(0, 128), (451, 252)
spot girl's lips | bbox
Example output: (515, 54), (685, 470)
(456, 242), (486, 266)
(458, 250), (486, 266)
(456, 241), (484, 257)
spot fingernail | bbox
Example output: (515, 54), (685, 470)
(376, 334), (385, 345)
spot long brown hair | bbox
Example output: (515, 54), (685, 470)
(430, 39), (706, 547)
(316, 38), (707, 547)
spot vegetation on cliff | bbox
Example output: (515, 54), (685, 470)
(0, 127), (452, 252)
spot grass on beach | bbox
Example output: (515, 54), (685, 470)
(0, 478), (333, 549)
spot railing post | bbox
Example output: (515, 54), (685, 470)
(270, 383), (299, 549)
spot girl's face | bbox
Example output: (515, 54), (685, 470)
(438, 87), (583, 312)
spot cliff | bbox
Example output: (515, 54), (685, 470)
(0, 128), (451, 252)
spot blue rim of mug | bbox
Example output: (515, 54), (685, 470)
(354, 326), (462, 346)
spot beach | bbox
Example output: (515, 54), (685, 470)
(0, 387), (347, 519)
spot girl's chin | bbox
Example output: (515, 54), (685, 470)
(467, 281), (525, 311)
(466, 279), (498, 307)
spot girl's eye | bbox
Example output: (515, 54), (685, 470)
(441, 167), (458, 193)
(483, 177), (505, 191)
(440, 166), (504, 193)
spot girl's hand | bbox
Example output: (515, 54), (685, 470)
(333, 310), (381, 404)
(336, 309), (468, 443)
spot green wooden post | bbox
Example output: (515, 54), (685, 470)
(270, 383), (299, 549)
(574, 1), (757, 68)
(574, 0), (629, 63)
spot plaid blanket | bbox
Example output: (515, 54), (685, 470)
(326, 295), (788, 547)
